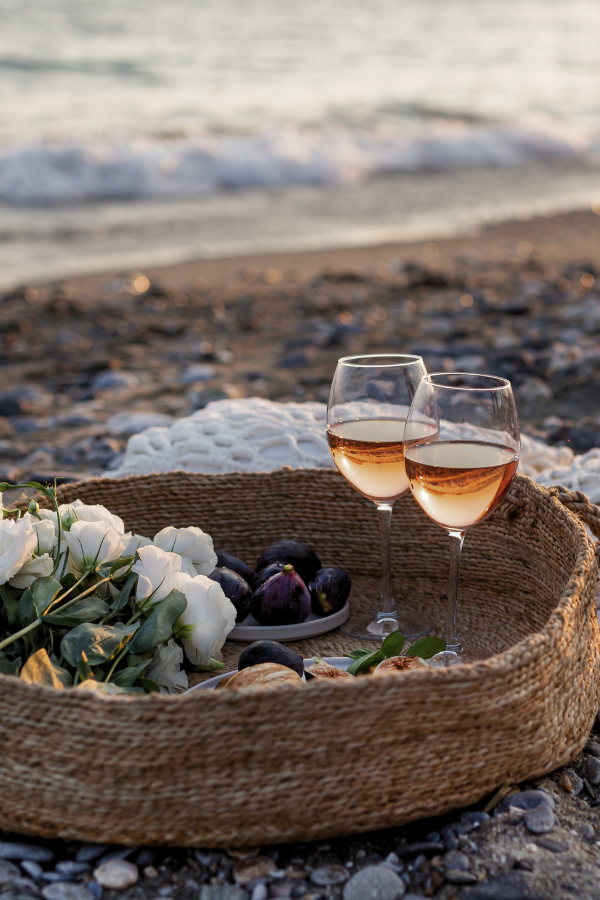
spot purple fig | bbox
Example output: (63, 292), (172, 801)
(251, 564), (311, 627)
(309, 567), (351, 617)
(209, 567), (252, 622)
(256, 540), (321, 585)
(238, 640), (304, 677)
(215, 550), (257, 588)
(253, 563), (285, 592)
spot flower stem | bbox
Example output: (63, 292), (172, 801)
(104, 645), (129, 684)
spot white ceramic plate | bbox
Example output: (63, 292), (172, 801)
(227, 600), (350, 642)
(187, 657), (352, 692)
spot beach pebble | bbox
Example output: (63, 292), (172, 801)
(536, 838), (568, 853)
(200, 886), (249, 900)
(443, 850), (470, 871)
(523, 805), (555, 834)
(42, 884), (95, 900)
(251, 885), (267, 900)
(55, 862), (91, 877)
(91, 370), (138, 394)
(461, 810), (490, 826)
(463, 872), (528, 899)
(495, 789), (554, 816)
(75, 846), (107, 864)
(0, 861), (21, 884)
(20, 861), (43, 879)
(86, 884), (102, 900)
(582, 756), (600, 785)
(0, 843), (54, 863)
(0, 386), (53, 417)
(181, 363), (216, 383)
(343, 865), (405, 900)
(93, 860), (139, 890)
(233, 857), (277, 885)
(106, 412), (175, 436)
(310, 864), (349, 886)
(444, 870), (478, 884)
(12, 876), (42, 894)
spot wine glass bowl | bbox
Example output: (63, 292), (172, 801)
(404, 373), (520, 663)
(327, 354), (433, 641)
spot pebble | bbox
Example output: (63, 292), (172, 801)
(580, 823), (595, 840)
(41, 885), (95, 900)
(267, 883), (292, 898)
(396, 842), (444, 858)
(233, 858), (277, 886)
(310, 865), (349, 886)
(443, 850), (470, 871)
(536, 838), (569, 852)
(0, 861), (21, 884)
(92, 860), (139, 890)
(495, 789), (554, 816)
(55, 862), (91, 877)
(134, 849), (155, 867)
(86, 882), (102, 900)
(461, 810), (490, 827)
(465, 872), (529, 900)
(251, 886), (267, 900)
(563, 769), (584, 796)
(75, 846), (108, 865)
(105, 411), (175, 436)
(582, 756), (600, 785)
(91, 370), (139, 394)
(444, 870), (478, 884)
(181, 363), (216, 383)
(0, 843), (54, 863)
(21, 861), (44, 879)
(12, 876), (42, 894)
(42, 873), (70, 883)
(524, 805), (555, 834)
(0, 386), (54, 417)
(143, 866), (158, 879)
(342, 865), (405, 900)
(200, 886), (250, 900)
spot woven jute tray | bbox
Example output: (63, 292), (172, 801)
(2, 469), (600, 848)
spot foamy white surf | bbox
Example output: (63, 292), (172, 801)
(0, 123), (592, 206)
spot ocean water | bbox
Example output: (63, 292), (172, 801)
(2, 0), (600, 283)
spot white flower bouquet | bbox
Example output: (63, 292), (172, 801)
(0, 481), (236, 695)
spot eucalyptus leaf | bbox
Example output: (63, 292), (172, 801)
(127, 589), (187, 655)
(30, 576), (62, 617)
(109, 570), (138, 612)
(137, 677), (160, 694)
(98, 556), (135, 579)
(61, 622), (139, 668)
(111, 659), (151, 687)
(18, 589), (35, 627)
(0, 585), (20, 627)
(381, 630), (405, 658)
(60, 573), (77, 590)
(0, 657), (21, 676)
(406, 636), (446, 660)
(42, 596), (110, 628)
(347, 648), (385, 676)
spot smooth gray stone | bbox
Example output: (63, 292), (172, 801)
(582, 756), (600, 785)
(444, 851), (471, 871)
(11, 878), (42, 895)
(199, 886), (249, 900)
(536, 838), (569, 853)
(495, 790), (554, 816)
(0, 847), (53, 865)
(444, 870), (478, 884)
(74, 848), (106, 865)
(54, 865), (90, 878)
(465, 872), (530, 900)
(19, 864), (42, 881)
(0, 862), (21, 885)
(461, 810), (490, 826)
(310, 865), (349, 886)
(41, 885), (94, 900)
(85, 884), (102, 900)
(40, 876), (68, 884)
(343, 865), (405, 900)
(524, 805), (555, 834)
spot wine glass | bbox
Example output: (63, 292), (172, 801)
(327, 354), (433, 641)
(404, 373), (520, 664)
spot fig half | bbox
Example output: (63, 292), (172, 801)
(215, 662), (304, 693)
(372, 656), (428, 677)
(305, 656), (354, 681)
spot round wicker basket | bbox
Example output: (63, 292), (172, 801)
(1, 469), (599, 848)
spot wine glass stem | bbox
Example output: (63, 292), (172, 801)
(445, 530), (465, 652)
(377, 503), (397, 620)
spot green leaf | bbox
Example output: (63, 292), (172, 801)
(137, 677), (160, 694)
(76, 652), (95, 683)
(60, 622), (138, 668)
(18, 589), (35, 627)
(406, 636), (446, 660)
(127, 589), (187, 655)
(381, 630), (405, 658)
(98, 556), (135, 579)
(109, 570), (138, 611)
(344, 648), (372, 660)
(347, 648), (385, 676)
(111, 659), (151, 687)
(194, 657), (225, 672)
(60, 573), (77, 589)
(0, 656), (21, 676)
(30, 576), (62, 616)
(0, 585), (20, 627)
(42, 596), (110, 628)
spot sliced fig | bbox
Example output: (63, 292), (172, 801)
(305, 656), (354, 681)
(215, 662), (304, 693)
(372, 656), (429, 677)
(256, 540), (321, 585)
(251, 564), (311, 627)
(309, 567), (351, 617)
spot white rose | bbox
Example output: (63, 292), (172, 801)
(176, 572), (236, 666)
(9, 553), (54, 589)
(132, 545), (182, 605)
(66, 500), (125, 535)
(64, 520), (126, 573)
(122, 533), (154, 557)
(147, 639), (188, 694)
(153, 526), (217, 576)
(0, 516), (37, 585)
(20, 513), (58, 556)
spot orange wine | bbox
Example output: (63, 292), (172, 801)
(327, 418), (412, 503)
(404, 440), (518, 530)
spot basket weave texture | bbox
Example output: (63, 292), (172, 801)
(1, 469), (598, 848)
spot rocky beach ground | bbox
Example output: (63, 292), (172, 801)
(2, 209), (600, 898)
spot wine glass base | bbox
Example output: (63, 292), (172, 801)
(429, 650), (467, 667)
(341, 615), (434, 642)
